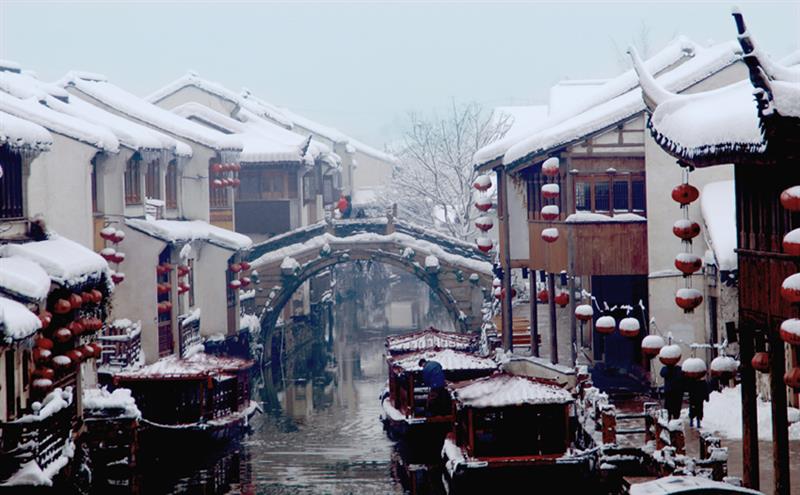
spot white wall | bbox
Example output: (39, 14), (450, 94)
(27, 134), (98, 248)
(193, 242), (237, 337)
(351, 150), (393, 193)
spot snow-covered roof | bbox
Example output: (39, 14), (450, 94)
(701, 180), (737, 271)
(236, 107), (330, 158)
(502, 39), (743, 168)
(386, 328), (476, 354)
(0, 296), (41, 342)
(450, 373), (573, 409)
(115, 351), (252, 380)
(390, 348), (496, 372)
(170, 102), (308, 164)
(492, 104), (549, 136)
(0, 236), (109, 287)
(59, 72), (243, 153)
(629, 475), (762, 495)
(548, 79), (608, 116)
(146, 71), (295, 128)
(0, 110), (52, 152)
(125, 218), (253, 251)
(0, 256), (51, 301)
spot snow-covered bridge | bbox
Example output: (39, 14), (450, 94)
(248, 217), (494, 333)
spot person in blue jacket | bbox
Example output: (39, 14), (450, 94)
(419, 358), (447, 416)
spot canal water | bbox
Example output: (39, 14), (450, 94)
(132, 323), (443, 495)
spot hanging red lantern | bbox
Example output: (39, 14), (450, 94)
(90, 342), (103, 358)
(658, 344), (682, 366)
(231, 178), (241, 188)
(240, 277), (251, 288)
(541, 205), (559, 221)
(229, 279), (242, 290)
(555, 291), (569, 308)
(100, 247), (117, 262)
(212, 179), (224, 188)
(33, 367), (55, 380)
(157, 283), (171, 295)
(595, 316), (616, 335)
(541, 228), (559, 243)
(35, 336), (54, 350)
(52, 355), (72, 370)
(779, 186), (800, 212)
(178, 282), (190, 294)
(641, 335), (665, 358)
(675, 288), (703, 311)
(229, 263), (242, 273)
(90, 289), (103, 304)
(68, 293), (83, 309)
(672, 219), (701, 240)
(32, 378), (53, 394)
(542, 184), (560, 200)
(784, 367), (800, 390)
(494, 287), (517, 300)
(53, 298), (72, 315)
(68, 321), (84, 336)
(476, 237), (493, 253)
(33, 347), (52, 365)
(240, 261), (251, 271)
(38, 311), (53, 328)
(211, 163), (224, 173)
(671, 183), (700, 205)
(66, 349), (83, 364)
(110, 252), (126, 264)
(474, 197), (492, 212)
(541, 157), (559, 177)
(111, 272), (125, 284)
(575, 304), (593, 322)
(110, 229), (126, 244)
(473, 175), (492, 191)
(619, 317), (640, 338)
(232, 163), (242, 172)
(681, 357), (707, 380)
(751, 352), (770, 372)
(779, 318), (800, 345)
(157, 302), (171, 314)
(783, 229), (800, 256)
(674, 253), (702, 275)
(81, 291), (94, 304)
(177, 264), (190, 276)
(164, 301), (172, 311)
(780, 274), (800, 303)
(475, 216), (494, 232)
(80, 345), (95, 361)
(710, 356), (739, 379)
(99, 226), (116, 241)
(537, 289), (549, 303)
(53, 327), (72, 343)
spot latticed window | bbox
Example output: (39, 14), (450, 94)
(145, 160), (161, 199)
(166, 160), (178, 208)
(209, 161), (229, 208)
(124, 156), (142, 205)
(0, 147), (24, 219)
(571, 173), (646, 216)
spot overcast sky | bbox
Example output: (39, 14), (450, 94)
(1, 1), (798, 148)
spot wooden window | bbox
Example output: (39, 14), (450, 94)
(145, 161), (161, 199)
(124, 157), (142, 205)
(527, 168), (565, 220)
(575, 182), (591, 212)
(594, 181), (610, 212)
(571, 173), (646, 216)
(322, 175), (334, 204)
(288, 171), (298, 199)
(91, 161), (98, 213)
(209, 161), (229, 209)
(165, 161), (178, 208)
(237, 169), (261, 200)
(0, 147), (24, 219)
(632, 179), (646, 212)
(302, 172), (316, 203)
(613, 180), (629, 211)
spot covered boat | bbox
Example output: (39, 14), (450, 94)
(385, 327), (477, 356)
(442, 372), (599, 491)
(381, 348), (496, 441)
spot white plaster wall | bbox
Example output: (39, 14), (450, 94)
(96, 149), (130, 218)
(193, 243), (236, 337)
(27, 134), (98, 248)
(351, 150), (393, 193)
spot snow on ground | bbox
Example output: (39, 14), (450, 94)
(0, 296), (42, 341)
(0, 236), (109, 286)
(0, 256), (51, 301)
(686, 385), (800, 440)
(126, 218), (252, 250)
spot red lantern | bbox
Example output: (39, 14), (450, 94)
(90, 289), (103, 304)
(52, 355), (72, 370)
(672, 219), (701, 240)
(110, 252), (126, 264)
(555, 291), (569, 308)
(53, 298), (72, 314)
(537, 289), (549, 303)
(100, 247), (117, 262)
(541, 205), (559, 221)
(35, 337), (54, 350)
(671, 183), (699, 205)
(81, 292), (94, 304)
(710, 356), (738, 379)
(575, 304), (593, 322)
(779, 318), (800, 345)
(90, 342), (103, 358)
(68, 321), (84, 336)
(240, 261), (251, 271)
(33, 367), (55, 380)
(177, 264), (190, 276)
(474, 197), (492, 212)
(682, 357), (707, 380)
(229, 263), (242, 273)
(211, 163), (224, 173)
(240, 277), (252, 288)
(81, 345), (95, 361)
(641, 335), (665, 358)
(595, 316), (616, 335)
(38, 311), (53, 328)
(110, 229), (126, 244)
(784, 367), (800, 390)
(32, 378), (53, 394)
(68, 293), (83, 309)
(475, 216), (494, 232)
(779, 186), (800, 212)
(33, 347), (52, 365)
(783, 229), (800, 256)
(178, 282), (190, 294)
(541, 157), (559, 177)
(476, 237), (493, 253)
(164, 301), (172, 311)
(54, 327), (72, 343)
(674, 253), (702, 275)
(66, 349), (82, 364)
(541, 228), (559, 243)
(99, 226), (116, 241)
(157, 283), (171, 294)
(212, 179), (224, 188)
(542, 184), (559, 200)
(231, 178), (241, 188)
(675, 288), (703, 311)
(780, 274), (800, 303)
(229, 279), (242, 289)
(157, 302), (171, 314)
(658, 344), (682, 366)
(619, 317), (640, 338)
(473, 175), (492, 191)
(232, 163), (242, 172)
(111, 272), (125, 284)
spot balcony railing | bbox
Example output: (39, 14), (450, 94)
(98, 321), (143, 372)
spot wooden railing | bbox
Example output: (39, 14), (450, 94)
(0, 404), (74, 481)
(99, 324), (142, 370)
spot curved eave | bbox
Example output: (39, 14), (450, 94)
(474, 156), (502, 173)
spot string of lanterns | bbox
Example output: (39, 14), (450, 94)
(540, 157), (560, 244)
(778, 186), (800, 391)
(473, 174), (494, 254)
(210, 162), (242, 189)
(672, 167), (703, 313)
(99, 226), (126, 285)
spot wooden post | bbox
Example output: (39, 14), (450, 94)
(548, 272), (558, 364)
(739, 324), (760, 490)
(529, 269), (539, 357)
(769, 322), (791, 495)
(496, 169), (514, 352)
(568, 262), (577, 367)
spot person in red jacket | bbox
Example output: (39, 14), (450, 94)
(337, 194), (352, 219)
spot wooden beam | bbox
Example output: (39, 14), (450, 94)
(548, 272), (558, 365)
(497, 168), (514, 351)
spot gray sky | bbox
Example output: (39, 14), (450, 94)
(1, 1), (798, 148)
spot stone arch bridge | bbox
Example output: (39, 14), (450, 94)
(247, 217), (494, 334)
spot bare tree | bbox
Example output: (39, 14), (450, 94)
(388, 101), (510, 240)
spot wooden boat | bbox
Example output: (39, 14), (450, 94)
(441, 372), (600, 492)
(381, 348), (496, 442)
(385, 327), (477, 356)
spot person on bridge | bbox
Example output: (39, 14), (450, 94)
(418, 358), (448, 416)
(337, 194), (352, 219)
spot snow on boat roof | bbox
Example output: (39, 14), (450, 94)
(0, 236), (109, 287)
(126, 218), (253, 251)
(701, 180), (737, 271)
(0, 296), (41, 341)
(0, 110), (52, 151)
(0, 256), (51, 301)
(502, 40), (742, 168)
(450, 373), (573, 409)
(60, 72), (243, 152)
(170, 102), (307, 164)
(629, 475), (762, 494)
(386, 328), (475, 354)
(390, 348), (496, 372)
(146, 71), (295, 129)
(0, 91), (118, 153)
(474, 36), (701, 167)
(115, 351), (252, 380)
